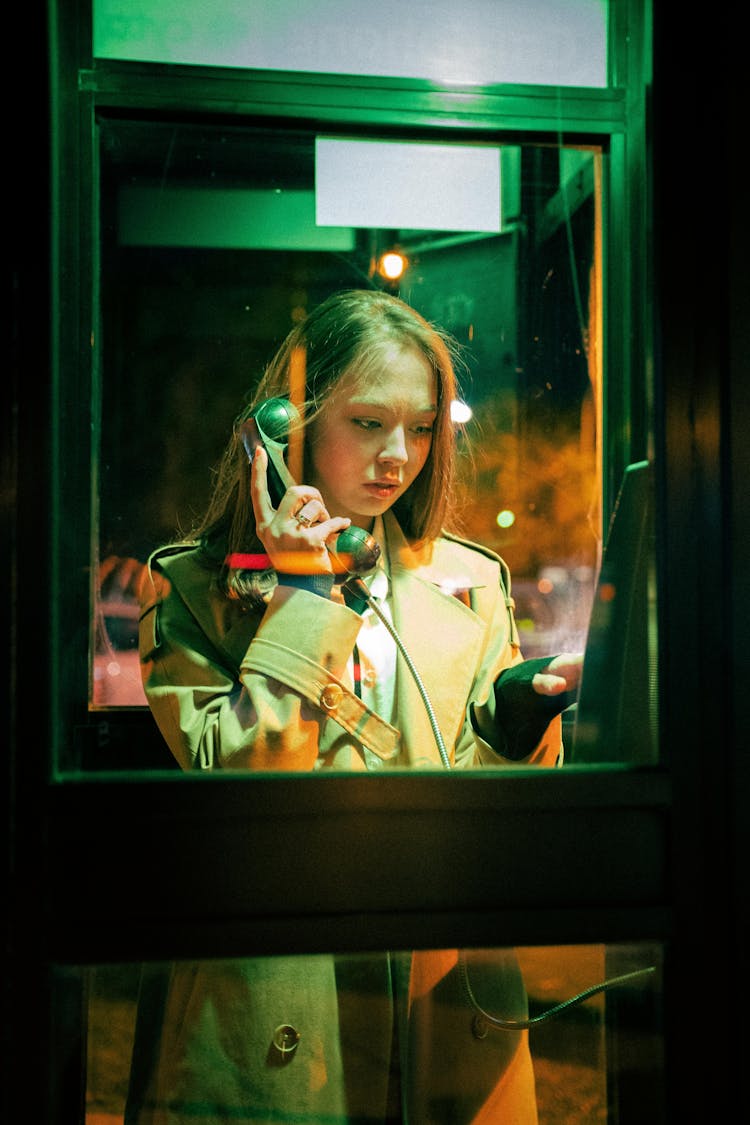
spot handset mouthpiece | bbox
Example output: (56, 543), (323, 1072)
(328, 526), (381, 580)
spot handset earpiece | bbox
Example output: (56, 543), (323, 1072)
(240, 397), (299, 508)
(251, 397), (299, 444)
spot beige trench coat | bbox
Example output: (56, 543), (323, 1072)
(128, 513), (563, 1124)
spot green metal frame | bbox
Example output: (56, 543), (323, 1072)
(41, 8), (669, 1125)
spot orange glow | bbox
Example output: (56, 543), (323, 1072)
(271, 551), (352, 576)
(378, 251), (407, 280)
(287, 345), (306, 481)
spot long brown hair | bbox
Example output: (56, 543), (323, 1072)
(193, 289), (464, 570)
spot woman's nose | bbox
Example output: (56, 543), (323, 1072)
(378, 426), (408, 464)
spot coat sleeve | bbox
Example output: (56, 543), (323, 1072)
(450, 554), (564, 770)
(138, 563), (399, 772)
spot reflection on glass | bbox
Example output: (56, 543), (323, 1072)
(90, 121), (627, 768)
(82, 944), (662, 1124)
(94, 123), (601, 714)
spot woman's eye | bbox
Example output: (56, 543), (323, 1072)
(350, 417), (433, 434)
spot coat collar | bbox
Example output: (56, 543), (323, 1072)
(382, 511), (493, 596)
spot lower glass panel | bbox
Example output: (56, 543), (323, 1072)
(81, 943), (662, 1124)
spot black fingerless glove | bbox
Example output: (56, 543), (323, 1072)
(275, 573), (370, 614)
(493, 656), (578, 761)
(275, 572), (336, 598)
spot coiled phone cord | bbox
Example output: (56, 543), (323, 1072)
(459, 957), (657, 1036)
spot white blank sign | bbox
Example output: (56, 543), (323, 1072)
(315, 138), (501, 233)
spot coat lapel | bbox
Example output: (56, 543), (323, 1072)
(383, 514), (490, 768)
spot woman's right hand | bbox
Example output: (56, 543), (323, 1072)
(250, 445), (351, 575)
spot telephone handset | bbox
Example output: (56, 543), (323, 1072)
(240, 395), (450, 764)
(242, 396), (451, 766)
(240, 396), (381, 580)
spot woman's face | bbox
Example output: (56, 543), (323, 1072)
(308, 342), (437, 529)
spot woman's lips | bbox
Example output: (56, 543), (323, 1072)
(364, 481), (400, 499)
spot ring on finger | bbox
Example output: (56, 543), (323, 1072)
(295, 511), (313, 527)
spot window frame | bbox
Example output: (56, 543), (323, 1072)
(51, 0), (656, 983)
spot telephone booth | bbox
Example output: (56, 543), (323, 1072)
(5, 3), (746, 1122)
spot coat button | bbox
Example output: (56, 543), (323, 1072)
(320, 683), (343, 711)
(273, 1024), (300, 1054)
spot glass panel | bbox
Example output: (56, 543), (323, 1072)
(80, 943), (662, 1123)
(88, 118), (662, 773)
(571, 459), (658, 764)
(93, 0), (609, 88)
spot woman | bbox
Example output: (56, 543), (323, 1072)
(128, 289), (581, 1123)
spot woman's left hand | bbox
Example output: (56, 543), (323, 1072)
(531, 652), (583, 696)
(250, 445), (351, 575)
